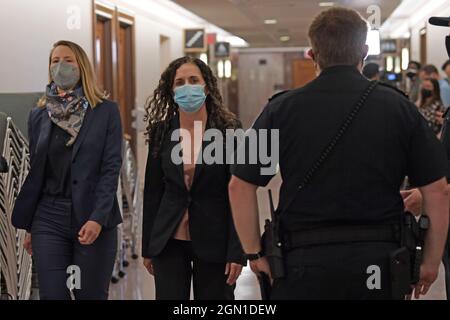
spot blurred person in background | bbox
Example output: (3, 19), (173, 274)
(363, 63), (380, 81)
(441, 60), (450, 108)
(416, 77), (445, 136)
(406, 61), (422, 103)
(421, 64), (450, 108)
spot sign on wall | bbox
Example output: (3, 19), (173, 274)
(184, 29), (206, 52)
(214, 42), (231, 58)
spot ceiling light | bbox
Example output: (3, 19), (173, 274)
(401, 48), (410, 71)
(319, 2), (334, 7)
(264, 19), (277, 25)
(200, 53), (208, 65)
(217, 60), (224, 79)
(395, 57), (401, 74)
(217, 35), (249, 48)
(225, 60), (232, 79)
(386, 56), (394, 72)
(366, 29), (381, 56)
(280, 36), (291, 42)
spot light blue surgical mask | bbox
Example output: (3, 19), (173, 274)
(174, 84), (207, 113)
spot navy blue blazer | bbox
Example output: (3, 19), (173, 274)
(11, 100), (123, 231)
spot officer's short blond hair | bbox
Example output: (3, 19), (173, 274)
(308, 7), (369, 69)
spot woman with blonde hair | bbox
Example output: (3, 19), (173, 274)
(12, 40), (123, 300)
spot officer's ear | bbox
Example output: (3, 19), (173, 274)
(308, 49), (321, 74)
(307, 49), (316, 61)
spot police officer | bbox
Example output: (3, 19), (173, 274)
(228, 7), (449, 300)
(436, 18), (450, 299)
(404, 18), (450, 300)
(439, 107), (450, 300)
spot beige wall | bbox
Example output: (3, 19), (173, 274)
(0, 0), (93, 93)
(237, 49), (308, 129)
(410, 4), (450, 76)
(237, 52), (285, 129)
(0, 0), (194, 182)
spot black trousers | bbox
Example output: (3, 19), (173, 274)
(152, 239), (235, 300)
(31, 196), (117, 300)
(271, 242), (398, 300)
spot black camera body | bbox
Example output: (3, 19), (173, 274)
(428, 17), (450, 58)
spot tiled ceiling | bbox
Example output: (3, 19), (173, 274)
(171, 0), (402, 47)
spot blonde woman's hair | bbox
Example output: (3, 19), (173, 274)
(38, 40), (107, 108)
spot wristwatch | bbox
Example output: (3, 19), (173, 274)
(245, 252), (263, 261)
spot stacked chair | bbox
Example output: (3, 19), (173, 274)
(0, 113), (33, 300)
(0, 93), (144, 295)
(111, 139), (143, 284)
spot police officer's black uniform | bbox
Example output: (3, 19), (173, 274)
(439, 108), (450, 299)
(231, 65), (448, 300)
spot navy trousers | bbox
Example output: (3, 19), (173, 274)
(31, 196), (117, 300)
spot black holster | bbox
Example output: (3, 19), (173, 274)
(261, 216), (285, 280)
(389, 212), (429, 299)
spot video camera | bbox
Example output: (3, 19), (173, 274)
(429, 16), (450, 58)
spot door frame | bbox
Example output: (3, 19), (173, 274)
(116, 10), (137, 152)
(92, 1), (137, 151)
(92, 1), (119, 101)
(116, 10), (136, 117)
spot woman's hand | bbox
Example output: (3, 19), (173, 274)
(225, 262), (243, 286)
(250, 256), (273, 284)
(23, 233), (32, 255)
(407, 263), (439, 300)
(78, 220), (102, 245)
(400, 188), (423, 216)
(436, 111), (444, 126)
(143, 258), (154, 275)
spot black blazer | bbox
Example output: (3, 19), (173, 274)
(142, 115), (245, 264)
(12, 100), (123, 231)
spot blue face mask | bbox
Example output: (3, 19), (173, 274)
(174, 84), (207, 113)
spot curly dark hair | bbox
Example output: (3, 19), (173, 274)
(144, 56), (239, 157)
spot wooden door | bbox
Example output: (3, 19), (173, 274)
(117, 20), (135, 149)
(95, 17), (114, 97)
(292, 59), (316, 88)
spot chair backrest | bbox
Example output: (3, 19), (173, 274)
(0, 112), (9, 153)
(0, 93), (42, 141)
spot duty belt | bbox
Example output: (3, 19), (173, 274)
(284, 224), (400, 250)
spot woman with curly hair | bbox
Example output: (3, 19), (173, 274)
(141, 56), (245, 300)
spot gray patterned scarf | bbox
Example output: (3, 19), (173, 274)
(45, 82), (89, 147)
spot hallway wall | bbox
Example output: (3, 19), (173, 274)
(0, 0), (211, 182)
(410, 3), (450, 75)
(0, 0), (93, 93)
